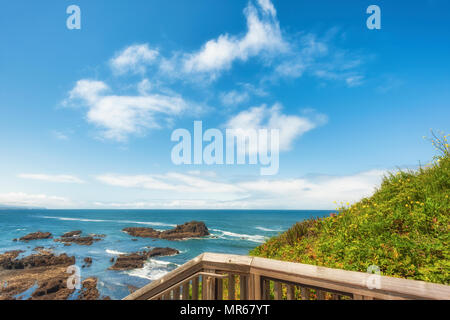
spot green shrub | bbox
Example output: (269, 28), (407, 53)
(251, 133), (450, 284)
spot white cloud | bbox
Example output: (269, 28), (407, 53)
(18, 174), (84, 184)
(110, 44), (159, 75)
(182, 0), (287, 76)
(0, 192), (72, 209)
(225, 104), (327, 151)
(94, 169), (388, 209)
(67, 79), (188, 141)
(220, 90), (250, 106)
(96, 172), (244, 195)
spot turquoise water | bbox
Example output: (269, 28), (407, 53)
(0, 209), (332, 299)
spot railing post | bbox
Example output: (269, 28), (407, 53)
(274, 282), (282, 300)
(228, 274), (235, 300)
(192, 277), (199, 300)
(239, 275), (248, 300)
(253, 274), (261, 300)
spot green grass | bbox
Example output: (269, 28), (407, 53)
(251, 133), (450, 285)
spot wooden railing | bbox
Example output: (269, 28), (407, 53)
(124, 253), (450, 300)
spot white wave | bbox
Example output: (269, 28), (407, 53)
(15, 228), (26, 231)
(255, 226), (282, 232)
(39, 216), (107, 222)
(126, 259), (178, 280)
(37, 215), (176, 228)
(211, 229), (267, 243)
(106, 249), (126, 255)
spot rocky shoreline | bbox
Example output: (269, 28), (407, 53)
(123, 221), (209, 240)
(1, 221), (208, 300)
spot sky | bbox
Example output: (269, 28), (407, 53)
(0, 0), (449, 209)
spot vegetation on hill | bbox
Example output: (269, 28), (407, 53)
(251, 133), (450, 284)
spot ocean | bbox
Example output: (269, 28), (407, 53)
(0, 209), (332, 299)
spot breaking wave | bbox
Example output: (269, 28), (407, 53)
(126, 259), (179, 280)
(211, 229), (267, 243)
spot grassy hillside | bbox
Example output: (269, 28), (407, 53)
(251, 134), (450, 284)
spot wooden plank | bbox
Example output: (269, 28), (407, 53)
(202, 275), (207, 300)
(316, 290), (326, 300)
(125, 253), (450, 301)
(274, 282), (283, 300)
(286, 284), (295, 300)
(182, 281), (190, 300)
(228, 274), (235, 300)
(301, 287), (310, 300)
(240, 275), (248, 300)
(253, 274), (262, 300)
(262, 279), (270, 300)
(173, 287), (180, 300)
(216, 278), (223, 300)
(192, 277), (199, 300)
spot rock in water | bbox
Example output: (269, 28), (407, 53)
(123, 221), (209, 240)
(18, 231), (52, 242)
(160, 221), (209, 240)
(54, 236), (102, 246)
(109, 247), (179, 270)
(61, 230), (82, 238)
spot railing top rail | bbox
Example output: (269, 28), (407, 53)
(124, 253), (450, 300)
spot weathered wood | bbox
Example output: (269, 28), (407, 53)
(240, 275), (248, 300)
(274, 282), (282, 300)
(192, 277), (199, 300)
(262, 279), (270, 300)
(124, 253), (450, 301)
(301, 286), (310, 300)
(286, 284), (295, 300)
(253, 274), (262, 300)
(173, 287), (180, 300)
(182, 281), (190, 300)
(202, 275), (207, 300)
(316, 290), (326, 300)
(216, 278), (223, 300)
(228, 274), (235, 300)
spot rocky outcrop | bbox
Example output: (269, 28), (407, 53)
(0, 251), (74, 270)
(61, 230), (82, 238)
(109, 247), (179, 270)
(77, 278), (99, 300)
(54, 236), (102, 246)
(0, 251), (76, 300)
(82, 257), (92, 268)
(122, 227), (160, 238)
(18, 231), (52, 242)
(123, 221), (209, 240)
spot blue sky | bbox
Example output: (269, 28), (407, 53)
(0, 0), (449, 209)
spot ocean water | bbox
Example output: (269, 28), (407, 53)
(0, 209), (332, 299)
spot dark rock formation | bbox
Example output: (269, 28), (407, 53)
(61, 230), (82, 238)
(109, 247), (179, 270)
(82, 257), (92, 268)
(0, 251), (74, 270)
(31, 276), (74, 300)
(77, 277), (100, 300)
(18, 231), (52, 242)
(0, 251), (76, 300)
(54, 236), (102, 246)
(123, 221), (209, 240)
